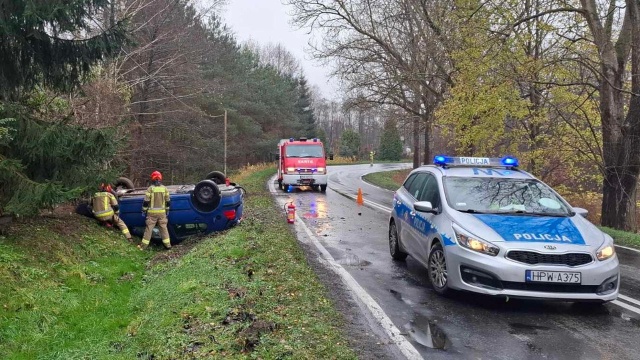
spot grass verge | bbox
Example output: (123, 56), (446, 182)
(363, 168), (640, 251)
(1, 164), (357, 359)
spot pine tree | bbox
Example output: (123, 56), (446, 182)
(296, 77), (316, 138)
(0, 0), (128, 100)
(340, 129), (361, 158)
(0, 0), (127, 216)
(378, 118), (403, 161)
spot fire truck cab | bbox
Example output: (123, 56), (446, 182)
(277, 137), (332, 192)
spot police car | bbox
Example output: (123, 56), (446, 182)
(388, 156), (619, 302)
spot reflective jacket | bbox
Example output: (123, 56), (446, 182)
(143, 185), (170, 214)
(92, 191), (118, 219)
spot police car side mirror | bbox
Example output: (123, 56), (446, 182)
(573, 207), (588, 218)
(414, 201), (437, 214)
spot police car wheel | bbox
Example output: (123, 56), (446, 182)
(428, 242), (450, 295)
(389, 221), (408, 261)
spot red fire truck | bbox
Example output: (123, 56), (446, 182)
(277, 137), (332, 192)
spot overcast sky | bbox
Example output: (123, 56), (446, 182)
(221, 0), (340, 100)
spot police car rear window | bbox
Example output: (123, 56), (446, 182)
(443, 177), (571, 216)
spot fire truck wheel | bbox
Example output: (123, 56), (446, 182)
(320, 185), (327, 192)
(312, 185), (320, 192)
(114, 177), (135, 191)
(205, 171), (226, 185)
(192, 179), (221, 212)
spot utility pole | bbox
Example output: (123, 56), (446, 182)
(224, 109), (228, 176)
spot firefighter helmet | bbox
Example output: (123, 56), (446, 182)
(150, 171), (163, 181)
(100, 183), (113, 193)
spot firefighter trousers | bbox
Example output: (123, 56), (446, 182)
(96, 213), (132, 240)
(142, 213), (171, 249)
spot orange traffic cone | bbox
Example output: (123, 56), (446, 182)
(356, 188), (364, 206)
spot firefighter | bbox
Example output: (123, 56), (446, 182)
(139, 170), (171, 250)
(91, 183), (133, 242)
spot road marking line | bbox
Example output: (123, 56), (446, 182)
(612, 300), (640, 315)
(269, 176), (422, 360)
(618, 294), (640, 307)
(614, 244), (640, 254)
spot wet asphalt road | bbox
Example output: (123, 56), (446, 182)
(272, 164), (640, 360)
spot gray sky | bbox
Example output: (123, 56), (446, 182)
(221, 0), (339, 99)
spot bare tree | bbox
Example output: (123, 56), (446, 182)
(285, 0), (455, 168)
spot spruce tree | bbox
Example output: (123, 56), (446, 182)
(378, 118), (403, 161)
(0, 0), (127, 216)
(296, 77), (316, 138)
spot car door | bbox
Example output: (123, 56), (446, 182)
(397, 172), (428, 259)
(413, 173), (442, 264)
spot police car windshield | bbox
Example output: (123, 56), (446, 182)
(443, 177), (571, 216)
(286, 144), (324, 158)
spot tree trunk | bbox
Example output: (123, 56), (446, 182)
(412, 116), (420, 168)
(601, 0), (640, 231)
(422, 113), (431, 165)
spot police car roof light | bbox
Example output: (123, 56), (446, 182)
(501, 156), (519, 167)
(433, 155), (454, 166)
(433, 155), (519, 168)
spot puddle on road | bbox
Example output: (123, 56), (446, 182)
(336, 253), (371, 267)
(389, 289), (415, 306)
(403, 313), (449, 350)
(509, 322), (550, 335)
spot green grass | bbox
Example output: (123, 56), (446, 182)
(0, 165), (357, 359)
(600, 227), (640, 249)
(363, 169), (411, 191)
(364, 168), (640, 251)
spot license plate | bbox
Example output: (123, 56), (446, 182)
(525, 270), (581, 284)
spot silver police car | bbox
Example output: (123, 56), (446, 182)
(388, 156), (619, 302)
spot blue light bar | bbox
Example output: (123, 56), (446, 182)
(501, 156), (519, 167)
(433, 155), (519, 168)
(289, 138), (294, 142)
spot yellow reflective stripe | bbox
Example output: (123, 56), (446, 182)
(141, 239), (150, 245)
(147, 209), (166, 214)
(162, 238), (171, 245)
(96, 211), (114, 220)
(122, 229), (130, 234)
(103, 196), (108, 211)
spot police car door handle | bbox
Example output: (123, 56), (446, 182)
(409, 211), (416, 217)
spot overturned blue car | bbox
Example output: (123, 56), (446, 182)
(113, 171), (244, 242)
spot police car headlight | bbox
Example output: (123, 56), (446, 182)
(596, 244), (615, 261)
(453, 227), (499, 256)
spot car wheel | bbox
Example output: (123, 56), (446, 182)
(114, 177), (134, 191)
(320, 184), (327, 192)
(191, 179), (221, 212)
(205, 171), (226, 185)
(389, 221), (408, 261)
(428, 242), (450, 295)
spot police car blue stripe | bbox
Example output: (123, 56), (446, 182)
(396, 201), (456, 246)
(472, 214), (586, 245)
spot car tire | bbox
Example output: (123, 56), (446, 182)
(389, 221), (408, 261)
(191, 179), (221, 212)
(205, 171), (226, 185)
(114, 177), (134, 190)
(320, 184), (327, 192)
(428, 242), (450, 295)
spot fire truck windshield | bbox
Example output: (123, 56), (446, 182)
(285, 144), (324, 158)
